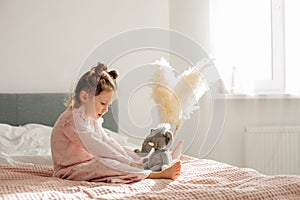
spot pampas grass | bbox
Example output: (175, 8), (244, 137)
(151, 58), (181, 133)
(151, 57), (210, 136)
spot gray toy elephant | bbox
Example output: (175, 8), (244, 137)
(134, 124), (173, 171)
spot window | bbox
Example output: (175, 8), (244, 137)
(210, 0), (300, 94)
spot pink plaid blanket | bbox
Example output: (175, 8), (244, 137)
(1, 155), (299, 199)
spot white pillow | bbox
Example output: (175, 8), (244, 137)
(0, 123), (53, 166)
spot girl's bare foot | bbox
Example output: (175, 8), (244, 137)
(161, 161), (181, 180)
(147, 161), (181, 180)
(171, 140), (183, 160)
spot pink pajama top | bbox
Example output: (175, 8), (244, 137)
(51, 106), (151, 183)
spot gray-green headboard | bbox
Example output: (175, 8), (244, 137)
(0, 93), (118, 132)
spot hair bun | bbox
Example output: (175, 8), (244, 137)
(108, 70), (119, 79)
(94, 62), (108, 74)
(89, 62), (118, 80)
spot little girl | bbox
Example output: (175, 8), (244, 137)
(51, 62), (181, 183)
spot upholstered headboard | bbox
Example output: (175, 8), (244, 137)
(0, 93), (118, 132)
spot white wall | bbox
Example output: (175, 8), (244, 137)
(0, 0), (169, 92)
(204, 97), (300, 168)
(169, 0), (210, 53)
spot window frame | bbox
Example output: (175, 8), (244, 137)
(255, 0), (285, 93)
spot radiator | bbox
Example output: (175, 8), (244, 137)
(244, 126), (300, 175)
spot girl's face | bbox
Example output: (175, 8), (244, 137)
(81, 90), (114, 120)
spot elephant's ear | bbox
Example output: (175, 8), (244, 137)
(164, 131), (174, 149)
(149, 128), (158, 137)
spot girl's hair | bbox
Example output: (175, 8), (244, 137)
(67, 62), (119, 109)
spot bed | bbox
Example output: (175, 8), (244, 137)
(0, 93), (300, 199)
